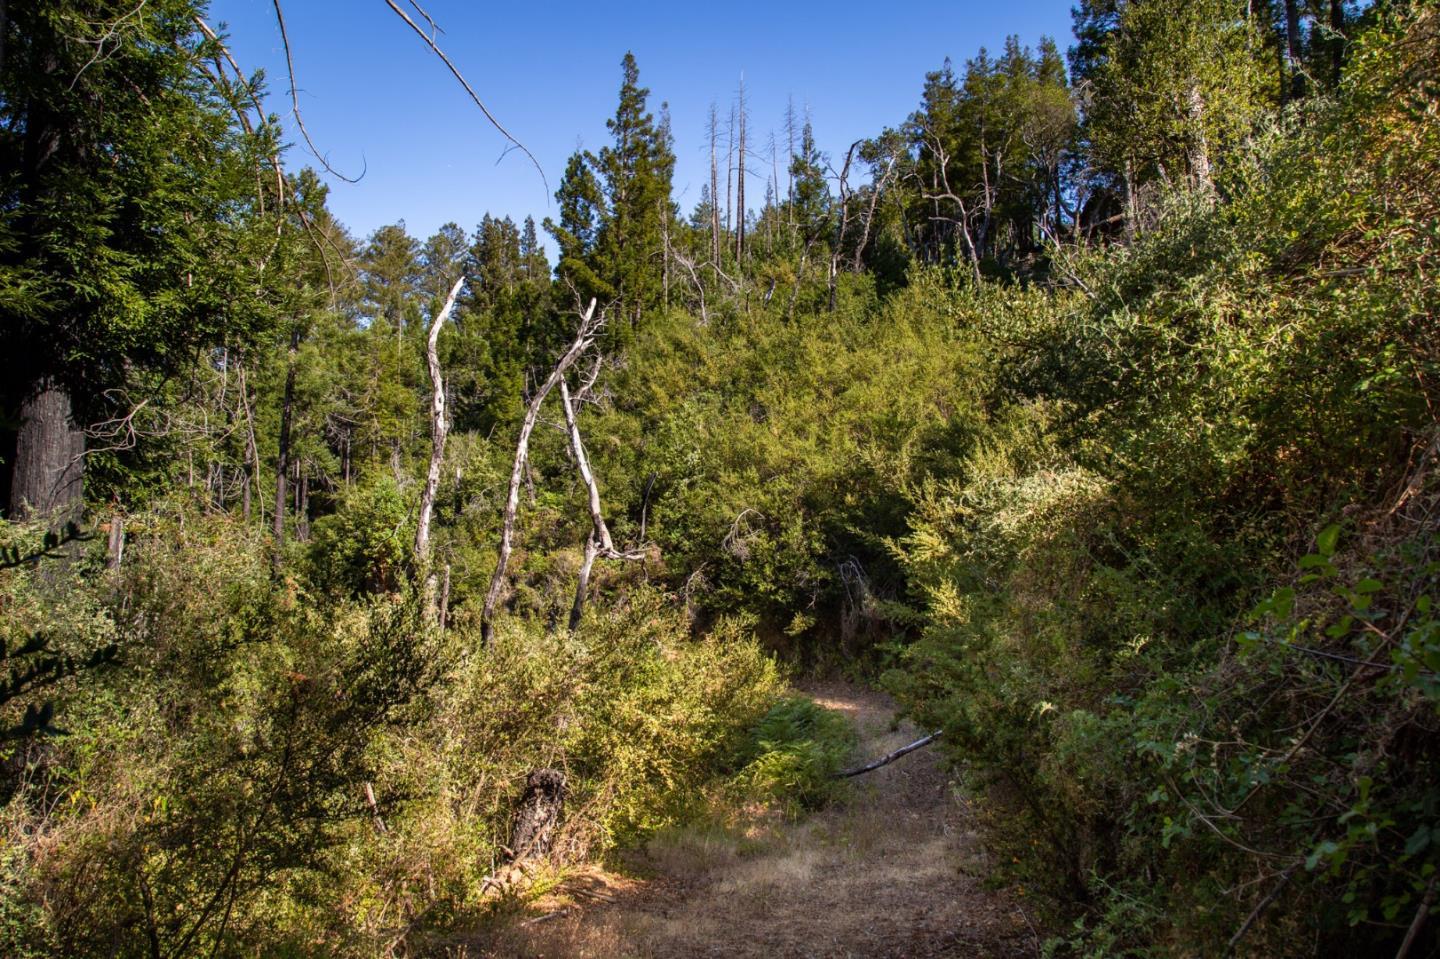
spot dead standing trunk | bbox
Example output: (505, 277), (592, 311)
(570, 533), (601, 631)
(559, 374), (646, 629)
(9, 376), (85, 525)
(481, 299), (601, 648)
(708, 103), (721, 282)
(735, 78), (747, 264)
(1187, 81), (1214, 197)
(414, 274), (466, 621)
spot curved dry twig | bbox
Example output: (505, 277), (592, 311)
(381, 0), (548, 194)
(270, 0), (365, 183)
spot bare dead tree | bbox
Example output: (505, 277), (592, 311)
(725, 103), (736, 236)
(827, 142), (859, 312)
(558, 370), (646, 630)
(1186, 82), (1214, 196)
(414, 273), (467, 621)
(735, 75), (748, 264)
(853, 143), (900, 271)
(784, 96), (797, 226)
(669, 246), (710, 325)
(481, 299), (602, 647)
(708, 102), (721, 282)
(915, 129), (983, 284)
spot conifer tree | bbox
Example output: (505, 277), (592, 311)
(545, 150), (608, 306)
(0, 0), (276, 520)
(592, 52), (676, 332)
(790, 121), (832, 248)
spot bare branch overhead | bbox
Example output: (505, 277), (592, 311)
(380, 0), (548, 194)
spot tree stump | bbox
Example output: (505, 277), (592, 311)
(508, 768), (567, 862)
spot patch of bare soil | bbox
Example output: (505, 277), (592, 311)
(445, 682), (1037, 959)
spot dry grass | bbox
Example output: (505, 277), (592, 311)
(442, 682), (1035, 959)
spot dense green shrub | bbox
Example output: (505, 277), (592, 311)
(0, 510), (790, 956)
(884, 9), (1440, 955)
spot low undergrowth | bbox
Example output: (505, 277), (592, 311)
(0, 508), (799, 957)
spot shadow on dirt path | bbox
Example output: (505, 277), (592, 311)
(449, 681), (1037, 959)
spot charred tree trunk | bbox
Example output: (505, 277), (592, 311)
(9, 376), (84, 524)
(508, 768), (567, 862)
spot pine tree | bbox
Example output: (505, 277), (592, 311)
(790, 121), (832, 248)
(593, 52), (675, 331)
(544, 150), (608, 306)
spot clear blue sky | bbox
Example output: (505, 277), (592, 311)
(208, 0), (1077, 249)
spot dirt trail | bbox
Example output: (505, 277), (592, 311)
(459, 682), (1035, 958)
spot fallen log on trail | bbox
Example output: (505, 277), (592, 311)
(835, 730), (943, 779)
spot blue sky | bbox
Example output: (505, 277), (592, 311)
(208, 0), (1077, 249)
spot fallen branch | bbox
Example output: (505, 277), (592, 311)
(1224, 863), (1298, 957)
(521, 908), (573, 927)
(834, 730), (943, 779)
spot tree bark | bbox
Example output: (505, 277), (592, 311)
(9, 376), (84, 524)
(1187, 82), (1214, 196)
(570, 533), (600, 631)
(107, 513), (125, 569)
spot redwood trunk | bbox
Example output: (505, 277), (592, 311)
(9, 377), (84, 523)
